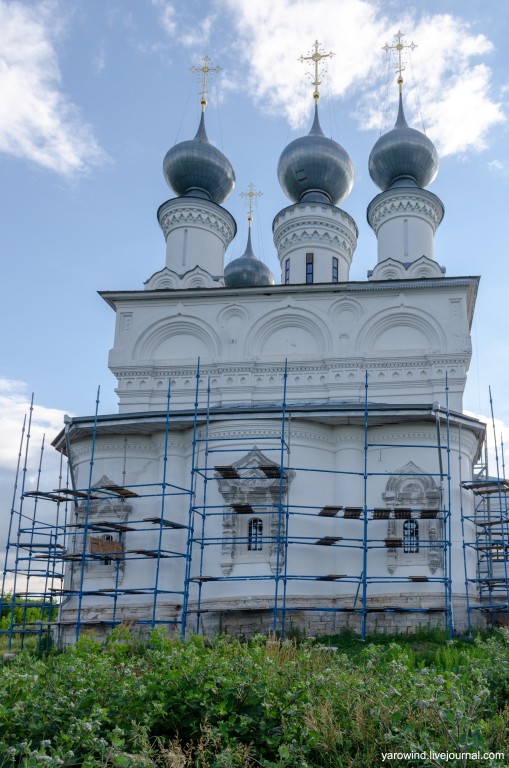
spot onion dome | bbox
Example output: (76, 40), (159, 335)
(277, 104), (354, 205)
(224, 228), (274, 288)
(163, 112), (235, 204)
(369, 93), (438, 191)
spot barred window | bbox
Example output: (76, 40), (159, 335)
(403, 520), (419, 553)
(248, 518), (263, 551)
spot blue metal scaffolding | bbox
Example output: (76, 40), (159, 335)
(184, 366), (454, 640)
(460, 389), (509, 631)
(1, 360), (484, 646)
(0, 381), (195, 648)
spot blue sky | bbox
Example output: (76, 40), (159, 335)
(0, 0), (508, 517)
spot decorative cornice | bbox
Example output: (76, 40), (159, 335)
(273, 214), (357, 259)
(367, 188), (444, 233)
(272, 202), (358, 236)
(144, 266), (223, 291)
(157, 197), (236, 247)
(370, 256), (444, 282)
(100, 276), (480, 309)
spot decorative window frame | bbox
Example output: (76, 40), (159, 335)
(382, 462), (443, 574)
(73, 475), (131, 581)
(215, 448), (295, 575)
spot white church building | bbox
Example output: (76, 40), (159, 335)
(35, 46), (503, 643)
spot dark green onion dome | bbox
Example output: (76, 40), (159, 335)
(163, 112), (235, 204)
(369, 93), (438, 191)
(224, 228), (275, 288)
(277, 104), (354, 205)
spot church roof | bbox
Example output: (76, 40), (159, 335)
(368, 92), (438, 191)
(224, 227), (275, 288)
(277, 103), (354, 205)
(163, 112), (235, 204)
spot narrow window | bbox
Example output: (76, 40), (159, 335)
(306, 253), (314, 284)
(332, 257), (338, 283)
(248, 518), (263, 551)
(403, 520), (419, 553)
(103, 534), (114, 565)
(285, 258), (290, 284)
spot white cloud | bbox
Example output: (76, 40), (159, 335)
(487, 158), (507, 175)
(151, 0), (214, 48)
(0, 378), (67, 472)
(151, 0), (177, 36)
(0, 0), (105, 175)
(0, 379), (69, 589)
(219, 0), (504, 156)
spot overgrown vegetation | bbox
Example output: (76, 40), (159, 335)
(1, 627), (509, 766)
(0, 595), (57, 652)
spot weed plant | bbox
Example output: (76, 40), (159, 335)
(1, 627), (509, 767)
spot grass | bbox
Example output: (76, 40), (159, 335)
(1, 627), (509, 766)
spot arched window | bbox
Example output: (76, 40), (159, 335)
(248, 518), (263, 551)
(403, 520), (419, 553)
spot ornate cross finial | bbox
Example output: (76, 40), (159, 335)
(240, 183), (262, 226)
(298, 40), (334, 101)
(382, 31), (417, 92)
(189, 55), (222, 112)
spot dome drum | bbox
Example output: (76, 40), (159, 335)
(367, 187), (444, 266)
(158, 196), (237, 278)
(273, 201), (358, 284)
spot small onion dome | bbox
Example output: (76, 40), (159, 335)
(224, 228), (275, 288)
(277, 104), (354, 206)
(369, 93), (439, 191)
(163, 112), (235, 204)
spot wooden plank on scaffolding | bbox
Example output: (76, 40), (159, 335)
(99, 484), (139, 498)
(54, 489), (100, 500)
(89, 521), (136, 531)
(394, 508), (412, 519)
(25, 491), (70, 502)
(317, 574), (347, 580)
(372, 508), (390, 519)
(215, 466), (240, 479)
(259, 465), (281, 479)
(343, 507), (362, 519)
(129, 549), (170, 558)
(142, 517), (187, 529)
(315, 536), (342, 546)
(231, 504), (254, 514)
(319, 506), (342, 517)
(462, 480), (509, 494)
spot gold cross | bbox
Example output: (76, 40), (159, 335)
(382, 31), (417, 91)
(189, 56), (222, 112)
(299, 40), (334, 101)
(240, 183), (262, 226)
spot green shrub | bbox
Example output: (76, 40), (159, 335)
(0, 629), (508, 767)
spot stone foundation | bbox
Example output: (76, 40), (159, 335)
(56, 593), (488, 644)
(192, 594), (483, 637)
